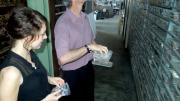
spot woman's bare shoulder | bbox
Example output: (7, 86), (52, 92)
(0, 66), (22, 81)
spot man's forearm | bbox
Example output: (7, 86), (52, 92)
(59, 46), (88, 65)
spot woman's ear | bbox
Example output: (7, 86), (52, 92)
(23, 36), (31, 51)
(23, 36), (34, 51)
(25, 36), (32, 42)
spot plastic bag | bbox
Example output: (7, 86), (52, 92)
(52, 82), (71, 96)
(92, 50), (113, 67)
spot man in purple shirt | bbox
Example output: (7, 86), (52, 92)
(54, 0), (108, 101)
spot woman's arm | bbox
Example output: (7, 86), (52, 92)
(0, 66), (22, 101)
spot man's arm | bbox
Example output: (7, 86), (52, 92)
(59, 46), (88, 65)
(59, 42), (108, 65)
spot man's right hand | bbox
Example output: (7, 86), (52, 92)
(88, 43), (108, 54)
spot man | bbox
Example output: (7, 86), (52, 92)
(54, 0), (108, 101)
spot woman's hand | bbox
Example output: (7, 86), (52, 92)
(48, 76), (65, 87)
(41, 90), (61, 101)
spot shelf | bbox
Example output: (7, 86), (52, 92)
(128, 1), (180, 101)
(171, 62), (180, 77)
(55, 4), (64, 7)
(166, 44), (180, 60)
(148, 5), (180, 26)
(149, 0), (174, 9)
(0, 46), (10, 54)
(0, 3), (16, 7)
(146, 13), (169, 32)
(55, 12), (64, 16)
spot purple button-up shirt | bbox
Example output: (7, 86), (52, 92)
(54, 9), (94, 70)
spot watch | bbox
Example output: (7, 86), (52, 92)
(84, 45), (91, 53)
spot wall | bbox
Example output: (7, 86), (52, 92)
(27, 0), (54, 75)
(127, 0), (180, 101)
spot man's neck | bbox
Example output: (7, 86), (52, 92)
(70, 6), (82, 17)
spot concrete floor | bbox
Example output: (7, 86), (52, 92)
(94, 15), (138, 101)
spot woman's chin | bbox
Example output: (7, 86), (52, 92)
(33, 46), (41, 50)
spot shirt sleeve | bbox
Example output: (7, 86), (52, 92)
(54, 20), (69, 60)
(87, 12), (96, 39)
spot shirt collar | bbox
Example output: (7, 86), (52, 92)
(66, 9), (86, 22)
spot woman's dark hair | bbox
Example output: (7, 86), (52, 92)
(0, 7), (47, 61)
(7, 7), (47, 39)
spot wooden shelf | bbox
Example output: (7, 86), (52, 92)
(0, 46), (10, 54)
(0, 0), (16, 7)
(55, 4), (64, 7)
(55, 12), (64, 16)
(0, 4), (15, 7)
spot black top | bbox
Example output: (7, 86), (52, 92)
(0, 51), (52, 101)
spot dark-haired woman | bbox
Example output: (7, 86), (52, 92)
(0, 7), (64, 101)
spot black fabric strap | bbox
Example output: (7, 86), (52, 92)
(85, 45), (91, 53)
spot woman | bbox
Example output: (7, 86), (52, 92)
(0, 7), (64, 101)
(54, 0), (108, 101)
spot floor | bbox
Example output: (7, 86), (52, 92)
(94, 14), (138, 101)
